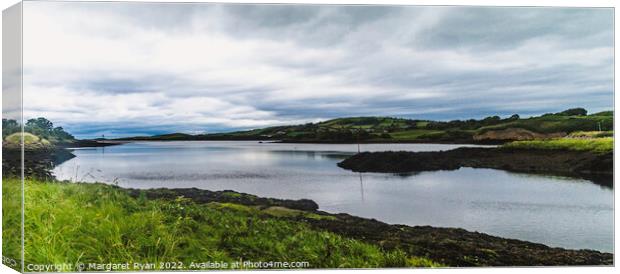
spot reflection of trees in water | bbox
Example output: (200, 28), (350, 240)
(269, 150), (353, 160)
(353, 167), (611, 190)
(1, 149), (75, 180)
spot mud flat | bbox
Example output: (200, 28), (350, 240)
(337, 147), (613, 187)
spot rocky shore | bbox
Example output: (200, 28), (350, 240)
(308, 213), (613, 266)
(337, 147), (613, 187)
(122, 186), (613, 266)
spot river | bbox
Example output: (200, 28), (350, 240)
(52, 141), (613, 252)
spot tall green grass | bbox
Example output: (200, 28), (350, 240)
(2, 177), (22, 271)
(2, 179), (440, 271)
(503, 138), (613, 153)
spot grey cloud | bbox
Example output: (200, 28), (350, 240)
(21, 2), (614, 138)
(411, 7), (613, 51)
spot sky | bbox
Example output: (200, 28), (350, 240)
(21, 2), (614, 138)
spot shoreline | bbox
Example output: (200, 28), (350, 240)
(112, 138), (500, 145)
(276, 139), (500, 145)
(338, 147), (613, 187)
(121, 185), (612, 266)
(59, 139), (129, 148)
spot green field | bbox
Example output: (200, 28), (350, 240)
(2, 178), (440, 271)
(503, 137), (613, 153)
(388, 129), (444, 139)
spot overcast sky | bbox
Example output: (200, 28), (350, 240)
(22, 2), (613, 138)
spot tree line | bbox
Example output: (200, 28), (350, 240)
(2, 117), (74, 142)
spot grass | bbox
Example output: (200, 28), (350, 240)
(2, 177), (21, 271)
(567, 131), (614, 138)
(2, 178), (441, 271)
(389, 129), (443, 140)
(3, 132), (53, 150)
(259, 206), (336, 220)
(503, 137), (613, 153)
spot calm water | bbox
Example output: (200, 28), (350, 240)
(52, 141), (613, 252)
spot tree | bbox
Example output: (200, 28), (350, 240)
(2, 118), (20, 138)
(558, 108), (587, 116)
(25, 118), (51, 138)
(52, 126), (74, 140)
(482, 115), (501, 122)
(26, 117), (53, 131)
(22, 117), (74, 142)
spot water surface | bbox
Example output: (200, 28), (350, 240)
(52, 141), (613, 252)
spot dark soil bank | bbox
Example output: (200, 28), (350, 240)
(338, 147), (613, 187)
(127, 187), (612, 266)
(307, 213), (613, 266)
(126, 187), (319, 211)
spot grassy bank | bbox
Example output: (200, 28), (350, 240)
(503, 137), (613, 153)
(2, 178), (440, 271)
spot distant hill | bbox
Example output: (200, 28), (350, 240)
(117, 108), (613, 144)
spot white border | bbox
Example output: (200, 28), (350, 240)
(0, 0), (618, 274)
